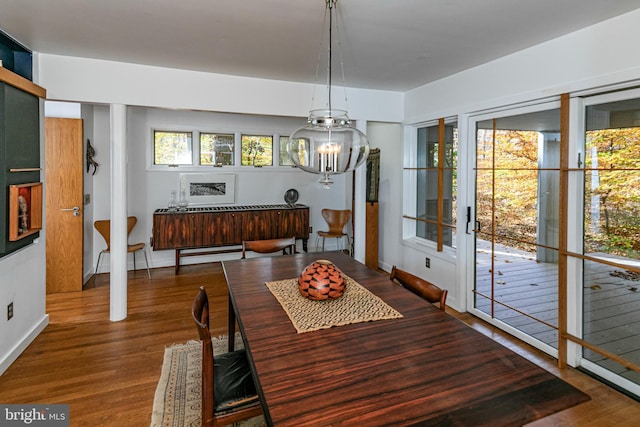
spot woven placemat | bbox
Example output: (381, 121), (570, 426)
(265, 276), (403, 333)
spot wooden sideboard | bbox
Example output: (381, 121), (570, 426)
(152, 204), (309, 273)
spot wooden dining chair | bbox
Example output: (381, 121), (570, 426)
(94, 216), (151, 279)
(389, 266), (448, 311)
(192, 286), (262, 427)
(316, 208), (351, 253)
(241, 236), (296, 259)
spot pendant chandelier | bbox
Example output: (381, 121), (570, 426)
(287, 0), (370, 189)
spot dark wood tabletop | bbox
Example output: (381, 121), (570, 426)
(222, 252), (589, 426)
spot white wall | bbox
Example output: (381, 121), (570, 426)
(366, 122), (403, 273)
(81, 104), (95, 277)
(34, 53), (404, 279)
(37, 54), (404, 123)
(406, 10), (640, 123)
(402, 8), (640, 311)
(87, 106), (359, 274)
(0, 100), (48, 375)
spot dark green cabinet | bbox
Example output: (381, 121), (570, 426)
(0, 81), (41, 257)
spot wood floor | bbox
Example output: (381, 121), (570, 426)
(0, 262), (639, 426)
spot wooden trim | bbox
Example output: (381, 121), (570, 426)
(564, 332), (640, 374)
(365, 202), (379, 269)
(9, 182), (43, 241)
(558, 93), (570, 369)
(9, 167), (42, 172)
(0, 67), (46, 98)
(566, 250), (640, 273)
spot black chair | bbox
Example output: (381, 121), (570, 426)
(191, 286), (262, 427)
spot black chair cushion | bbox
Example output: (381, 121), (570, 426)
(213, 349), (260, 414)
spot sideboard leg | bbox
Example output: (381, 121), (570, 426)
(303, 238), (308, 252)
(175, 249), (180, 274)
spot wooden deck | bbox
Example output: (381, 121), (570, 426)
(474, 240), (640, 386)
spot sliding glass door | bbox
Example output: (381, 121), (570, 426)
(580, 91), (640, 393)
(472, 104), (562, 352)
(465, 92), (640, 397)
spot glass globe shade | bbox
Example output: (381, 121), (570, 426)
(287, 109), (370, 188)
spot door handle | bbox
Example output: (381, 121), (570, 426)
(61, 206), (81, 217)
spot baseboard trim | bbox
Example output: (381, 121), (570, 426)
(0, 314), (49, 376)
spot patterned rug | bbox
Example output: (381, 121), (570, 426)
(265, 275), (403, 333)
(151, 334), (266, 427)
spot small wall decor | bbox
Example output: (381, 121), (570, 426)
(9, 182), (42, 241)
(86, 139), (99, 175)
(284, 188), (299, 207)
(179, 173), (235, 205)
(366, 148), (380, 203)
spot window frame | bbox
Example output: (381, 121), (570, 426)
(240, 134), (274, 167)
(199, 132), (235, 167)
(403, 117), (458, 253)
(147, 127), (300, 172)
(152, 129), (194, 167)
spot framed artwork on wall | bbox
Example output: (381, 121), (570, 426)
(179, 173), (235, 205)
(9, 182), (42, 241)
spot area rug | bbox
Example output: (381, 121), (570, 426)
(151, 334), (266, 427)
(265, 275), (403, 333)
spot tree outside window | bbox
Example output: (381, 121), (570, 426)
(413, 120), (458, 250)
(200, 133), (234, 166)
(241, 135), (273, 166)
(154, 131), (193, 165)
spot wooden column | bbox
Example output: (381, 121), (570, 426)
(365, 202), (378, 270)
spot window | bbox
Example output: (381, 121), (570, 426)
(408, 118), (458, 250)
(241, 134), (273, 166)
(279, 136), (294, 166)
(581, 94), (640, 388)
(200, 133), (234, 166)
(154, 131), (193, 165)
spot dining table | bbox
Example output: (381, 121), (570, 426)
(222, 252), (589, 426)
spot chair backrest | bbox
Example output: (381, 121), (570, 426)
(389, 266), (448, 311)
(192, 286), (216, 426)
(94, 216), (138, 251)
(321, 209), (351, 235)
(241, 237), (295, 259)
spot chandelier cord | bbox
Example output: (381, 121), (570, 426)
(335, 4), (349, 115)
(328, 0), (334, 114)
(310, 3), (330, 114)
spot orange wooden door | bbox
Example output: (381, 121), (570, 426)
(45, 117), (84, 293)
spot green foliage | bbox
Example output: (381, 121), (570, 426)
(154, 131), (193, 165)
(476, 130), (540, 249)
(584, 128), (640, 257)
(477, 126), (640, 257)
(241, 135), (273, 166)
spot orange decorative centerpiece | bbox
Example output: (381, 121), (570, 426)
(298, 260), (346, 300)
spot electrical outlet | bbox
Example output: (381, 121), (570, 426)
(425, 257), (431, 268)
(309, 226), (313, 233)
(7, 302), (13, 321)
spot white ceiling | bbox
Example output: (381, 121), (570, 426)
(1, 0), (639, 92)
